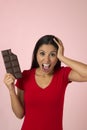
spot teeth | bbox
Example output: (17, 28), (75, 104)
(42, 64), (50, 70)
(43, 64), (50, 67)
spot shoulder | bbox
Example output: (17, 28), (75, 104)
(15, 68), (35, 90)
(16, 68), (35, 82)
(54, 66), (72, 79)
(54, 66), (72, 84)
(22, 68), (35, 78)
(55, 66), (72, 73)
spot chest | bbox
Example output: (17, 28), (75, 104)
(35, 75), (53, 89)
(24, 74), (66, 108)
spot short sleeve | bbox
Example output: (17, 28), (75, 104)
(63, 66), (72, 84)
(15, 70), (29, 90)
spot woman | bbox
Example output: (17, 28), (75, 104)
(4, 35), (87, 130)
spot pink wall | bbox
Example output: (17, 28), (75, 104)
(0, 0), (87, 130)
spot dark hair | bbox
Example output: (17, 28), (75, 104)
(30, 35), (61, 70)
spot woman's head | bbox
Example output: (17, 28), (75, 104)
(31, 35), (61, 71)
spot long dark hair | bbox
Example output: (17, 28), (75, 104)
(30, 35), (61, 70)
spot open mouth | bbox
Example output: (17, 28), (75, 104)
(42, 63), (51, 71)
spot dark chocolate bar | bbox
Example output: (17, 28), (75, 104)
(1, 49), (22, 79)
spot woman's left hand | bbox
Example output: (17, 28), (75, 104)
(53, 38), (64, 61)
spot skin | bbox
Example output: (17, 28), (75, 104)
(36, 44), (58, 74)
(3, 38), (87, 119)
(35, 44), (58, 88)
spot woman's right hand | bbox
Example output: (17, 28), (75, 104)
(4, 73), (16, 92)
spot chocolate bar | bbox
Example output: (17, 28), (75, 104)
(1, 49), (22, 79)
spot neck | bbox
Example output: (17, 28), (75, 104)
(36, 68), (54, 77)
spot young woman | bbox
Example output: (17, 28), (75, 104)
(4, 35), (87, 130)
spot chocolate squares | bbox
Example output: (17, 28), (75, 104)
(1, 49), (22, 79)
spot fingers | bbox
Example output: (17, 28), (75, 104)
(4, 73), (15, 88)
(4, 73), (15, 80)
(53, 37), (64, 59)
(53, 38), (63, 46)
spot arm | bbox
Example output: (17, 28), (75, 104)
(53, 38), (87, 82)
(4, 73), (25, 119)
(60, 56), (87, 82)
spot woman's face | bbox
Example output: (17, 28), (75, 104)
(36, 44), (58, 74)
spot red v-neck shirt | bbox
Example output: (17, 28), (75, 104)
(16, 67), (72, 130)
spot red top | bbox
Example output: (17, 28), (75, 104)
(16, 67), (72, 130)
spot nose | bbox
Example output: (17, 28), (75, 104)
(44, 55), (50, 63)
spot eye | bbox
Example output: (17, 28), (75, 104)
(39, 51), (45, 56)
(50, 52), (56, 57)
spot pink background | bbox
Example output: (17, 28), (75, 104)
(0, 0), (87, 130)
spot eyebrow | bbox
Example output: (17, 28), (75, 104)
(39, 50), (57, 53)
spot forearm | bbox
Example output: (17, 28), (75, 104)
(4, 73), (25, 119)
(60, 56), (87, 77)
(9, 89), (24, 119)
